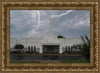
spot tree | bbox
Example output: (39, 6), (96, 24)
(73, 35), (90, 60)
(57, 35), (66, 39)
(81, 35), (90, 60)
(14, 44), (24, 52)
(73, 44), (83, 53)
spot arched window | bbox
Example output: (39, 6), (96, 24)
(28, 46), (30, 52)
(31, 46), (33, 51)
(66, 46), (68, 49)
(34, 46), (36, 52)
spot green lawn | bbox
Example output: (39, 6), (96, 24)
(10, 60), (89, 63)
(60, 60), (89, 63)
(10, 61), (40, 63)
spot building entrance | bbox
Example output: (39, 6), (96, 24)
(43, 45), (59, 54)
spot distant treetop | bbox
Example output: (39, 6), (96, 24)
(57, 35), (66, 39)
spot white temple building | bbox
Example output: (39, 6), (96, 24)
(10, 18), (83, 54)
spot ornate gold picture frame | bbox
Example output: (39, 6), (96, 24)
(0, 0), (99, 73)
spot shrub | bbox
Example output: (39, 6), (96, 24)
(14, 44), (24, 50)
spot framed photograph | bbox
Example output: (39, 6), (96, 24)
(0, 0), (99, 73)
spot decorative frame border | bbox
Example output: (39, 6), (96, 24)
(0, 1), (99, 72)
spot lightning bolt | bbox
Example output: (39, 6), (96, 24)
(51, 10), (74, 18)
(36, 10), (40, 29)
(34, 10), (74, 29)
(32, 10), (40, 29)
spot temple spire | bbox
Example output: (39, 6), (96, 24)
(50, 17), (52, 25)
(49, 17), (52, 35)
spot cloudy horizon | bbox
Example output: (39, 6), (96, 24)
(10, 10), (90, 39)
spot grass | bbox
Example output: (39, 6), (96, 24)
(10, 60), (89, 63)
(60, 60), (89, 63)
(10, 61), (40, 63)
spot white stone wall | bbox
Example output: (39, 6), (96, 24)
(10, 38), (83, 53)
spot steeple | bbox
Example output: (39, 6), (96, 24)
(50, 17), (52, 25)
(49, 17), (52, 35)
(44, 17), (57, 40)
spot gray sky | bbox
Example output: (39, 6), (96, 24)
(10, 10), (90, 38)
